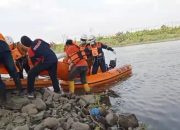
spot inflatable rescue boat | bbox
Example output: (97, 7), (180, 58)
(0, 59), (132, 92)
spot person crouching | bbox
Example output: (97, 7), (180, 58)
(20, 36), (61, 98)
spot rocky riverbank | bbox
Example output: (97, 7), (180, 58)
(0, 89), (144, 130)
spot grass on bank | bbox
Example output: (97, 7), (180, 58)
(52, 25), (180, 52)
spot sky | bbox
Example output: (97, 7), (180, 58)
(1, 0), (180, 42)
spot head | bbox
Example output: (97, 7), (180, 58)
(88, 35), (96, 45)
(80, 34), (87, 44)
(20, 36), (32, 47)
(65, 39), (73, 46)
(5, 36), (14, 45)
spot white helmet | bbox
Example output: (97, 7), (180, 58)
(5, 36), (14, 45)
(80, 34), (87, 44)
(88, 35), (96, 45)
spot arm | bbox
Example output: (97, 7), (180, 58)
(101, 43), (114, 51)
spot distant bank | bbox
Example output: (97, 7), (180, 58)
(52, 25), (180, 52)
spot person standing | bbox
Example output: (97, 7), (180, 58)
(64, 39), (90, 93)
(20, 36), (61, 98)
(0, 33), (23, 103)
(88, 35), (116, 74)
(79, 34), (93, 75)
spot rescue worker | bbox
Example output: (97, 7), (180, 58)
(64, 39), (90, 93)
(79, 34), (93, 75)
(5, 36), (30, 78)
(88, 35), (116, 74)
(20, 36), (61, 98)
(0, 33), (23, 103)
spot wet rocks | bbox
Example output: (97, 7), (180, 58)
(42, 117), (59, 129)
(105, 112), (118, 126)
(21, 104), (38, 115)
(118, 113), (139, 129)
(0, 89), (142, 130)
(71, 122), (90, 130)
(5, 96), (30, 110)
(32, 98), (46, 111)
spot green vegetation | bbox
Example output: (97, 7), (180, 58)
(51, 44), (64, 53)
(52, 25), (180, 52)
(97, 25), (180, 47)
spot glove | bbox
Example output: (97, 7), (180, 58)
(112, 50), (116, 54)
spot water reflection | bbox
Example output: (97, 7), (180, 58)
(105, 41), (180, 130)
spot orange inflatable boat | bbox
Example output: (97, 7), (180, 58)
(0, 59), (132, 92)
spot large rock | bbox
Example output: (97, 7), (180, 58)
(45, 96), (53, 107)
(32, 98), (46, 111)
(0, 109), (13, 128)
(105, 112), (118, 126)
(12, 116), (26, 125)
(5, 123), (14, 130)
(71, 122), (90, 130)
(53, 93), (61, 102)
(118, 114), (139, 129)
(34, 123), (45, 130)
(62, 103), (71, 111)
(61, 117), (74, 130)
(79, 95), (96, 106)
(5, 96), (30, 110)
(35, 92), (43, 99)
(43, 89), (53, 101)
(21, 104), (38, 115)
(30, 111), (45, 123)
(14, 124), (29, 130)
(42, 117), (59, 129)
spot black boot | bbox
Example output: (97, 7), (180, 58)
(13, 76), (24, 96)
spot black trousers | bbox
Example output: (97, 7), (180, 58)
(92, 57), (107, 74)
(16, 56), (30, 78)
(27, 62), (60, 93)
(0, 51), (22, 90)
(68, 66), (88, 84)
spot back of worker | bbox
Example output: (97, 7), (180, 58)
(64, 39), (90, 93)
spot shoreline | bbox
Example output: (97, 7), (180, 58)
(0, 89), (146, 130)
(112, 37), (180, 48)
(53, 37), (180, 53)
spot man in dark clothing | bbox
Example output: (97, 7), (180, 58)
(0, 33), (23, 103)
(88, 35), (116, 74)
(21, 36), (61, 98)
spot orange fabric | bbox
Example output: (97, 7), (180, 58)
(11, 48), (23, 60)
(90, 42), (102, 56)
(66, 44), (87, 67)
(0, 33), (5, 41)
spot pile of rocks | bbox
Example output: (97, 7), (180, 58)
(0, 89), (141, 130)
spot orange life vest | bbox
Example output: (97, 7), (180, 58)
(8, 43), (23, 60)
(90, 42), (102, 57)
(11, 48), (23, 60)
(67, 43), (87, 65)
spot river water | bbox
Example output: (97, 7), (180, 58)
(105, 40), (180, 130)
